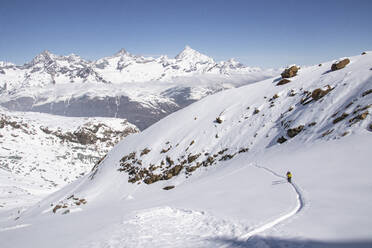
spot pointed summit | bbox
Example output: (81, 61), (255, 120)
(175, 45), (199, 59)
(226, 58), (244, 68)
(115, 48), (131, 57)
(41, 50), (52, 56)
(37, 50), (53, 59)
(30, 50), (56, 65)
(175, 45), (214, 63)
(66, 53), (83, 63)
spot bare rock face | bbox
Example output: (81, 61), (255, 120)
(287, 125), (304, 138)
(333, 113), (349, 124)
(362, 89), (372, 97)
(349, 111), (369, 126)
(277, 136), (287, 144)
(331, 58), (350, 71)
(163, 186), (175, 190)
(281, 66), (299, 78)
(311, 85), (333, 100)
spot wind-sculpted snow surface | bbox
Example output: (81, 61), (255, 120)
(1, 52), (372, 247)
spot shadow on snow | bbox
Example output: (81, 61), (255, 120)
(210, 236), (372, 248)
(211, 236), (372, 248)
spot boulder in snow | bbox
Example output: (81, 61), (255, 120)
(331, 58), (350, 71)
(281, 65), (299, 78)
(253, 108), (260, 115)
(163, 186), (175, 190)
(287, 125), (304, 138)
(311, 85), (333, 100)
(277, 136), (287, 144)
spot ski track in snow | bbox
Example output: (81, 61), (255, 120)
(0, 224), (31, 232)
(239, 163), (305, 241)
(78, 163), (305, 248)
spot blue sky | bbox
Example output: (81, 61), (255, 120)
(1, 0), (371, 68)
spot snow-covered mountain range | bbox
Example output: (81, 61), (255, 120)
(1, 52), (371, 247)
(0, 46), (278, 129)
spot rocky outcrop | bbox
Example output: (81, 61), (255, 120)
(140, 148), (151, 156)
(281, 66), (299, 78)
(287, 125), (304, 138)
(277, 136), (287, 144)
(331, 58), (350, 71)
(349, 111), (369, 126)
(333, 113), (349, 124)
(52, 195), (87, 214)
(118, 145), (248, 185)
(362, 89), (372, 97)
(163, 186), (175, 190)
(311, 85), (333, 100)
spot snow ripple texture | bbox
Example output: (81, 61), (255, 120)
(78, 163), (305, 248)
(79, 206), (249, 248)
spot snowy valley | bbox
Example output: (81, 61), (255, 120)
(1, 51), (371, 247)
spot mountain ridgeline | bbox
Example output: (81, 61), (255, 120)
(0, 46), (278, 130)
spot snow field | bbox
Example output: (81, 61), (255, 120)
(1, 52), (372, 247)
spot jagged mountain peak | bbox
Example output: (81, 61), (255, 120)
(66, 53), (82, 60)
(175, 45), (213, 62)
(225, 58), (243, 66)
(0, 46), (278, 94)
(114, 48), (131, 57)
(31, 50), (56, 64)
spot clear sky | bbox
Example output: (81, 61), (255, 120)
(1, 0), (371, 68)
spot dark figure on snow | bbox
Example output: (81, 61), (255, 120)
(286, 171), (292, 183)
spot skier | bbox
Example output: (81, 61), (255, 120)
(286, 171), (292, 183)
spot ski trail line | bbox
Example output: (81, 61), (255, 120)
(240, 163), (305, 240)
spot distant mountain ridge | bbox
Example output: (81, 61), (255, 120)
(0, 46), (279, 130)
(0, 46), (266, 86)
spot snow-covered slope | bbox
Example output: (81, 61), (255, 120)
(1, 52), (371, 247)
(0, 109), (138, 211)
(0, 47), (278, 130)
